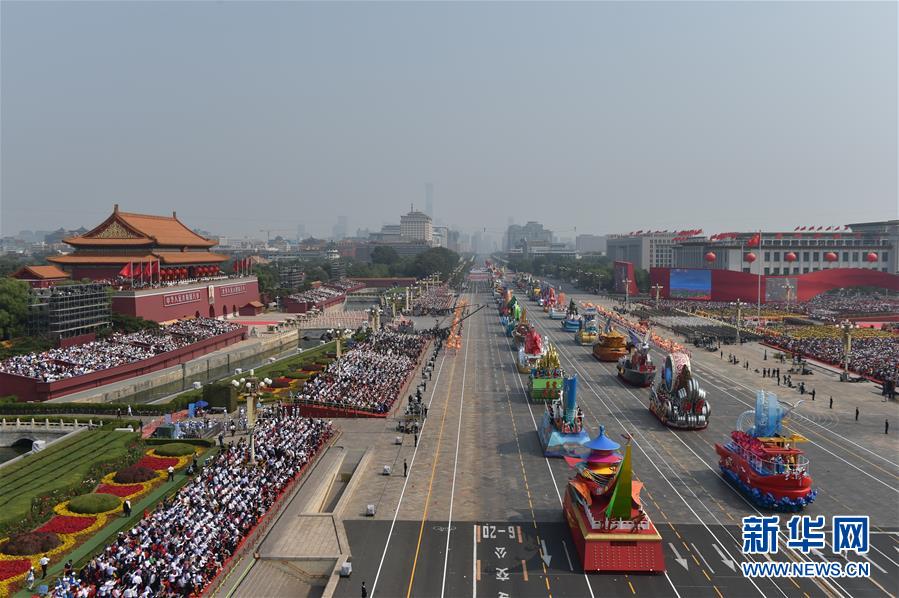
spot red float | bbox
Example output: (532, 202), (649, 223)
(867, 252), (878, 263)
(824, 252), (838, 263)
(744, 252), (757, 263)
(704, 252), (716, 263)
(785, 252), (797, 263)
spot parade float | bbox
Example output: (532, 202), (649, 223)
(549, 292), (568, 319)
(539, 375), (590, 456)
(617, 330), (657, 387)
(528, 343), (563, 399)
(517, 324), (546, 374)
(563, 427), (666, 573)
(542, 287), (557, 312)
(562, 299), (581, 332)
(576, 307), (599, 345)
(648, 352), (709, 429)
(715, 391), (816, 511)
(592, 317), (629, 362)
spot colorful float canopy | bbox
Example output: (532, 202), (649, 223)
(744, 252), (756, 263)
(704, 252), (716, 263)
(583, 425), (620, 452)
(785, 252), (797, 262)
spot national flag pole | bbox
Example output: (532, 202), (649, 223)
(756, 229), (762, 322)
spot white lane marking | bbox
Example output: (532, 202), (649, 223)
(532, 318), (773, 598)
(562, 540), (574, 571)
(712, 543), (736, 572)
(371, 340), (450, 597)
(692, 542), (715, 575)
(541, 314), (852, 598)
(668, 542), (689, 570)
(691, 365), (899, 493)
(441, 296), (473, 598)
(472, 524), (477, 598)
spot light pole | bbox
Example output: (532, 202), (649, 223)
(623, 278), (632, 310)
(651, 283), (663, 309)
(732, 299), (744, 344)
(840, 320), (853, 381)
(232, 371), (271, 464)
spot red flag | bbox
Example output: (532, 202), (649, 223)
(747, 233), (760, 248)
(233, 260), (238, 272)
(152, 261), (160, 274)
(143, 262), (152, 277)
(118, 263), (132, 277)
(794, 226), (800, 231)
(817, 226), (824, 231)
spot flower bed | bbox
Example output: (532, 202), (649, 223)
(152, 443), (196, 457)
(0, 444), (202, 596)
(96, 484), (144, 499)
(66, 493), (120, 515)
(135, 454), (180, 470)
(36, 516), (98, 535)
(112, 465), (157, 484)
(0, 532), (60, 556)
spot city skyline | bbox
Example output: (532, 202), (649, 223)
(2, 2), (897, 238)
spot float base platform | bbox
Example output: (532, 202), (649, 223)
(564, 493), (666, 573)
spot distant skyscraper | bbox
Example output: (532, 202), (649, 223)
(425, 183), (434, 219)
(332, 216), (348, 240)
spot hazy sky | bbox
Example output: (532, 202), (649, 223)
(1, 1), (897, 240)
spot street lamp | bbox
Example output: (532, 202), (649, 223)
(231, 370), (270, 464)
(622, 277), (632, 310)
(651, 283), (664, 309)
(840, 320), (853, 381)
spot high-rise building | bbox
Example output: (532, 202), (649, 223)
(332, 216), (348, 241)
(671, 222), (897, 275)
(505, 221), (553, 251)
(607, 231), (683, 270)
(576, 234), (607, 254)
(400, 206), (433, 244)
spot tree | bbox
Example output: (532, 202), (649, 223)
(371, 246), (399, 266)
(0, 279), (31, 340)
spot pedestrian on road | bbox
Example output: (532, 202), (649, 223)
(886, 419), (890, 435)
(26, 567), (34, 590)
(127, 404), (132, 417)
(39, 555), (49, 578)
(855, 407), (859, 421)
(829, 396), (833, 410)
(123, 499), (132, 517)
(218, 432), (224, 448)
(167, 465), (175, 482)
(404, 459), (408, 477)
(414, 432), (418, 447)
(811, 389), (816, 401)
(361, 581), (367, 598)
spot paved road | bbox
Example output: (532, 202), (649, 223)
(332, 287), (899, 598)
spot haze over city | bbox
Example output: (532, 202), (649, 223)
(2, 1), (896, 239)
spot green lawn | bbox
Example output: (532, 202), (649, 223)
(0, 429), (138, 529)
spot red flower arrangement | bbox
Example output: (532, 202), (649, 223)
(36, 515), (98, 535)
(0, 559), (31, 580)
(135, 455), (179, 471)
(96, 484), (143, 498)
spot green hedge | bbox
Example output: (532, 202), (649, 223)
(153, 442), (197, 457)
(67, 493), (120, 514)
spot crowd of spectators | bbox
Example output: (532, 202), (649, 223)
(411, 286), (455, 316)
(46, 413), (333, 598)
(802, 292), (899, 322)
(762, 332), (899, 382)
(323, 279), (365, 293)
(294, 331), (428, 412)
(286, 287), (344, 305)
(0, 318), (242, 382)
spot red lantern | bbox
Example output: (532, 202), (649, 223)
(824, 252), (838, 262)
(785, 252), (797, 263)
(704, 252), (716, 263)
(866, 252), (878, 263)
(744, 252), (757, 263)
